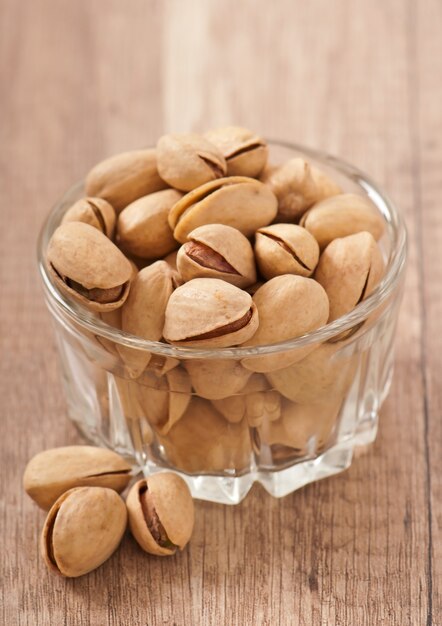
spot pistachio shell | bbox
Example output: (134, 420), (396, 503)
(85, 149), (167, 213)
(184, 358), (252, 400)
(261, 158), (341, 222)
(118, 261), (178, 377)
(315, 231), (385, 322)
(300, 193), (386, 249)
(41, 487), (127, 577)
(242, 275), (329, 372)
(47, 222), (132, 312)
(266, 343), (357, 404)
(117, 189), (182, 259)
(258, 398), (342, 457)
(23, 445), (131, 510)
(159, 397), (251, 472)
(204, 126), (268, 177)
(126, 474), (194, 556)
(168, 176), (278, 243)
(163, 278), (259, 348)
(255, 223), (320, 279)
(212, 373), (281, 426)
(156, 133), (227, 191)
(163, 249), (178, 270)
(61, 197), (116, 238)
(177, 224), (257, 288)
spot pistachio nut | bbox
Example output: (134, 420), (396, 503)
(163, 278), (259, 348)
(212, 373), (281, 426)
(258, 397), (342, 458)
(254, 223), (320, 279)
(163, 249), (178, 270)
(61, 197), (116, 239)
(184, 358), (252, 400)
(23, 445), (131, 510)
(126, 474), (194, 556)
(41, 486), (127, 577)
(168, 176), (278, 243)
(159, 397), (251, 472)
(144, 353), (180, 377)
(98, 308), (122, 356)
(242, 275), (329, 372)
(300, 193), (386, 249)
(85, 148), (167, 213)
(266, 343), (356, 404)
(119, 261), (179, 376)
(315, 231), (385, 322)
(47, 222), (133, 312)
(204, 126), (268, 177)
(176, 224), (257, 288)
(117, 189), (182, 259)
(156, 133), (227, 192)
(261, 158), (341, 222)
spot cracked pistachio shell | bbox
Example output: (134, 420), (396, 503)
(126, 474), (194, 556)
(23, 446), (131, 510)
(266, 343), (357, 405)
(47, 222), (133, 312)
(300, 193), (386, 250)
(212, 373), (281, 426)
(118, 261), (179, 377)
(156, 133), (227, 192)
(258, 397), (342, 455)
(117, 189), (182, 259)
(261, 158), (341, 222)
(255, 223), (320, 279)
(204, 126), (268, 177)
(61, 197), (116, 239)
(85, 149), (167, 213)
(159, 397), (251, 472)
(163, 278), (259, 348)
(315, 231), (385, 322)
(242, 275), (329, 373)
(168, 176), (278, 243)
(184, 358), (252, 400)
(177, 224), (257, 288)
(41, 487), (127, 577)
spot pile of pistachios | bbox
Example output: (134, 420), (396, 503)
(23, 446), (195, 577)
(45, 126), (387, 469)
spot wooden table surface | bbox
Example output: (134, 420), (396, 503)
(1, 1), (440, 624)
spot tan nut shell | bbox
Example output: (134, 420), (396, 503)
(184, 358), (252, 400)
(259, 398), (342, 454)
(163, 278), (259, 348)
(261, 158), (341, 222)
(159, 397), (251, 472)
(117, 189), (182, 259)
(300, 193), (386, 249)
(47, 222), (133, 312)
(61, 197), (116, 238)
(242, 275), (329, 372)
(177, 224), (257, 288)
(118, 261), (178, 376)
(126, 474), (194, 556)
(168, 176), (278, 243)
(41, 487), (127, 577)
(212, 373), (281, 427)
(255, 223), (320, 279)
(23, 445), (131, 510)
(156, 133), (227, 192)
(204, 126), (268, 177)
(266, 343), (357, 405)
(315, 231), (385, 322)
(85, 149), (167, 213)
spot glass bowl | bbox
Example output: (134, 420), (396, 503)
(37, 141), (407, 504)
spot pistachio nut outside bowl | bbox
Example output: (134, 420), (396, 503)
(37, 141), (407, 505)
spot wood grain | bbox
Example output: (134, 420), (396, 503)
(0, 0), (440, 624)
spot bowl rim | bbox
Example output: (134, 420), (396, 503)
(37, 139), (407, 360)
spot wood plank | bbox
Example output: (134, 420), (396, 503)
(0, 0), (438, 624)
